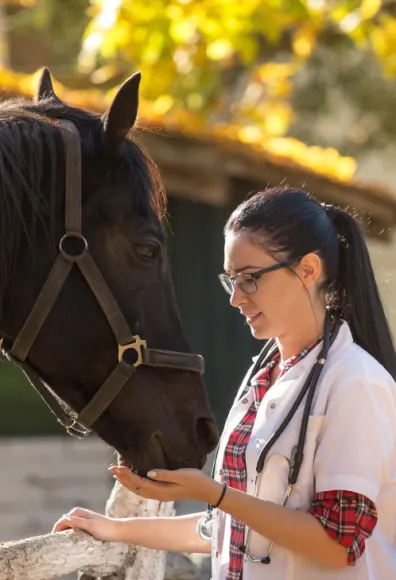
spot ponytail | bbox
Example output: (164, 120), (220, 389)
(329, 206), (396, 380)
(226, 186), (396, 379)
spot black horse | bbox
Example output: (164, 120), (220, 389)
(0, 68), (218, 474)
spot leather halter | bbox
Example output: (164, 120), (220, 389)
(1, 120), (204, 437)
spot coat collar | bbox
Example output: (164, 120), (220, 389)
(250, 320), (353, 385)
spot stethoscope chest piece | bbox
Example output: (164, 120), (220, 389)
(197, 509), (214, 541)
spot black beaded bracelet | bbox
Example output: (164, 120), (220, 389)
(211, 482), (227, 509)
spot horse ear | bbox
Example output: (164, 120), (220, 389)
(102, 72), (141, 147)
(35, 67), (62, 103)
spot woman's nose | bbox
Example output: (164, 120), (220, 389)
(230, 284), (246, 308)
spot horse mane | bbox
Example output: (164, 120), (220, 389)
(0, 97), (166, 321)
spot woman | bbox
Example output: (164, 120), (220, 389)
(53, 187), (396, 579)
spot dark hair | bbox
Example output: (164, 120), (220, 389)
(225, 186), (396, 379)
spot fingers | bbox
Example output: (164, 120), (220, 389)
(52, 514), (95, 535)
(108, 466), (181, 501)
(109, 466), (183, 484)
(146, 469), (176, 482)
(51, 508), (98, 534)
(110, 467), (162, 494)
(52, 516), (73, 534)
(147, 468), (200, 483)
(69, 507), (98, 519)
(65, 515), (94, 534)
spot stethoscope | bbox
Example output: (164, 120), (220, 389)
(197, 312), (340, 565)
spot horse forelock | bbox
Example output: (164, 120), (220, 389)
(0, 97), (166, 320)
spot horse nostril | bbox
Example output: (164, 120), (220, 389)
(196, 417), (219, 452)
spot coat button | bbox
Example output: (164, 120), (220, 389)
(270, 402), (276, 409)
(242, 398), (248, 404)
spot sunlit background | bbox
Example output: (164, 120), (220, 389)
(1, 1), (396, 570)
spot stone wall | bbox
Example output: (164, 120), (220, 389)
(0, 436), (211, 580)
(0, 436), (114, 543)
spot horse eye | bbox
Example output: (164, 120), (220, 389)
(136, 244), (158, 261)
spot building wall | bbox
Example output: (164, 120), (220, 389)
(368, 238), (396, 340)
(0, 436), (113, 543)
(166, 196), (258, 428)
(0, 436), (211, 580)
(293, 84), (396, 344)
(358, 150), (396, 341)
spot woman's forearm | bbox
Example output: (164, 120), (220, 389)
(221, 487), (348, 569)
(115, 511), (211, 554)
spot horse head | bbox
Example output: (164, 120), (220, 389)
(0, 68), (219, 473)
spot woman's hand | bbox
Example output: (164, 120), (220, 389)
(109, 466), (223, 505)
(52, 507), (120, 542)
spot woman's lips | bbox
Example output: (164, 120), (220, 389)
(245, 312), (262, 325)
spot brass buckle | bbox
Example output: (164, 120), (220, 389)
(118, 335), (147, 367)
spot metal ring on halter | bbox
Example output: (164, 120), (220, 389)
(59, 231), (88, 261)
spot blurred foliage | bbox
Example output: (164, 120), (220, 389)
(290, 43), (396, 156)
(3, 0), (37, 5)
(6, 0), (396, 177)
(0, 63), (358, 181)
(72, 0), (396, 170)
(5, 0), (90, 75)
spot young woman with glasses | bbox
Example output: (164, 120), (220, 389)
(53, 187), (396, 580)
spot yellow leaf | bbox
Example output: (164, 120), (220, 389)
(170, 18), (197, 44)
(90, 63), (120, 84)
(238, 125), (263, 144)
(336, 157), (357, 180)
(166, 4), (183, 21)
(4, 0), (36, 5)
(152, 94), (174, 116)
(264, 104), (293, 137)
(267, 137), (307, 160)
(257, 62), (295, 82)
(292, 25), (317, 58)
(187, 92), (204, 110)
(361, 0), (382, 20)
(207, 39), (234, 61)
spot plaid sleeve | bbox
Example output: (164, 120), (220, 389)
(309, 490), (377, 565)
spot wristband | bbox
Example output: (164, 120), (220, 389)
(211, 482), (227, 509)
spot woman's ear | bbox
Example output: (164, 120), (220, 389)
(297, 253), (322, 288)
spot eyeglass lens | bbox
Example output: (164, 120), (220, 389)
(220, 273), (258, 295)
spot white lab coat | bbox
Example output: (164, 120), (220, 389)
(211, 322), (396, 580)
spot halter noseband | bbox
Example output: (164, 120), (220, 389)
(1, 120), (204, 437)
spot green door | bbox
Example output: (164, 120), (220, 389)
(166, 197), (260, 428)
(0, 197), (261, 435)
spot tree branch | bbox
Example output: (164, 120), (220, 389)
(0, 530), (129, 580)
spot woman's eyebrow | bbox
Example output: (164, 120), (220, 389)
(225, 264), (264, 274)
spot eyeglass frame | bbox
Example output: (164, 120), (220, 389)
(218, 257), (303, 295)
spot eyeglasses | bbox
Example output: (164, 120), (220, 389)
(218, 258), (302, 296)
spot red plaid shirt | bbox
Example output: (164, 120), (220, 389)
(222, 339), (377, 580)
